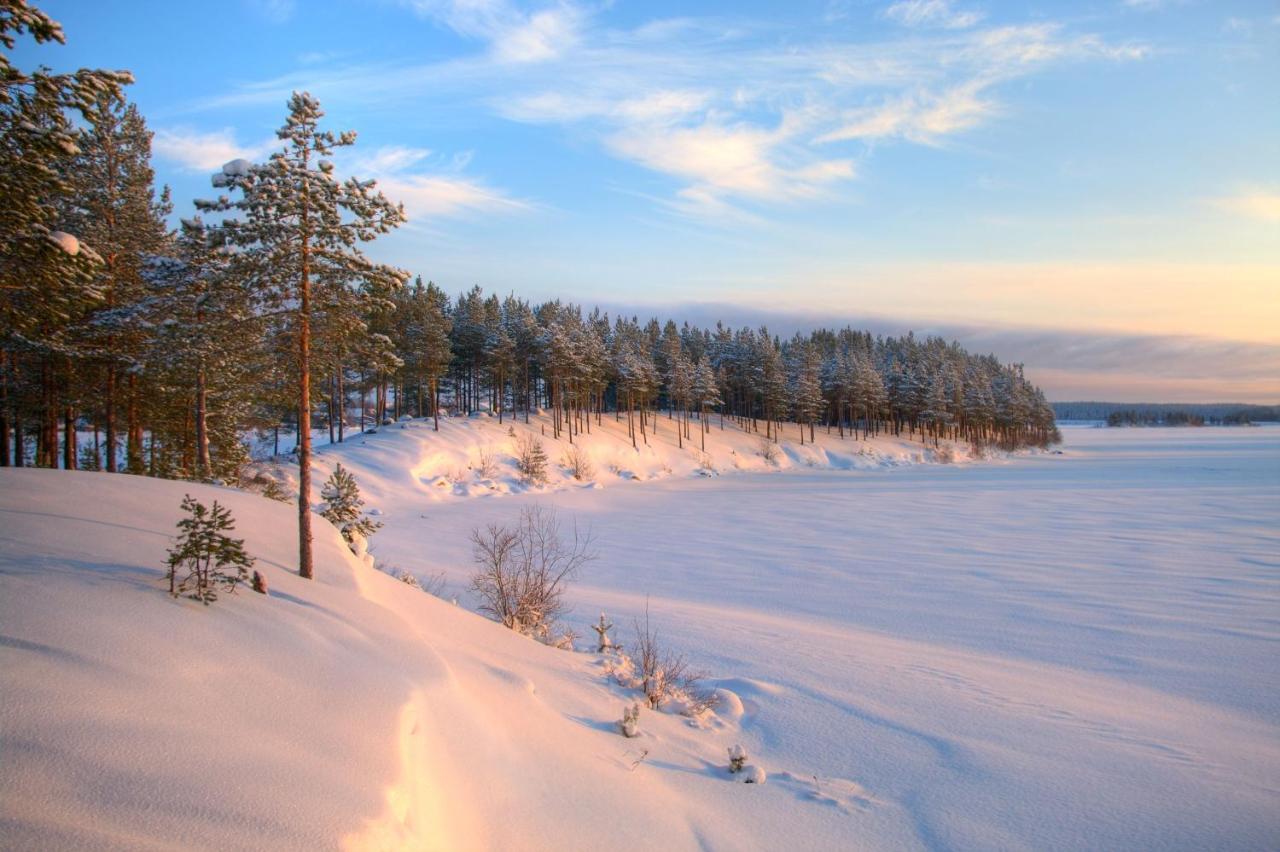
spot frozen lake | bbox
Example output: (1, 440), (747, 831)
(382, 425), (1280, 849)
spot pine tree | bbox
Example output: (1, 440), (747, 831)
(320, 462), (381, 545)
(65, 95), (171, 474)
(197, 92), (407, 580)
(1, 1), (132, 468)
(142, 217), (254, 481)
(690, 355), (721, 451)
(420, 281), (453, 431)
(166, 494), (255, 605)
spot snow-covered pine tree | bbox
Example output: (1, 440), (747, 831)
(691, 354), (721, 451)
(197, 92), (407, 580)
(421, 281), (452, 431)
(142, 217), (254, 481)
(320, 463), (381, 546)
(65, 95), (171, 474)
(0, 1), (132, 468)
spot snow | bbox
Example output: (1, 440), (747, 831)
(46, 230), (80, 256)
(221, 158), (252, 176)
(2, 425), (1278, 849)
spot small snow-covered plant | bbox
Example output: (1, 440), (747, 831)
(619, 703), (641, 738)
(562, 444), (594, 481)
(475, 445), (499, 479)
(934, 444), (955, 464)
(320, 463), (381, 546)
(695, 452), (717, 476)
(727, 745), (765, 783)
(396, 570), (423, 590)
(514, 434), (549, 485)
(166, 495), (255, 605)
(548, 625), (579, 651)
(632, 601), (719, 713)
(592, 612), (615, 652)
(251, 570), (268, 595)
(507, 426), (516, 437)
(469, 506), (596, 636)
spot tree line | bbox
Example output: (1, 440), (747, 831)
(1, 1), (1058, 579)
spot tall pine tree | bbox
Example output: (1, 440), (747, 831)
(198, 92), (406, 579)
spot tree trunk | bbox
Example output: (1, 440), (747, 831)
(63, 405), (76, 470)
(195, 360), (210, 479)
(297, 171), (314, 581)
(126, 373), (142, 474)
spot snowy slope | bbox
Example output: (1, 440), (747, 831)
(0, 468), (873, 850)
(3, 425), (1278, 850)
(252, 409), (984, 509)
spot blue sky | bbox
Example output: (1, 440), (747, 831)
(17, 0), (1280, 400)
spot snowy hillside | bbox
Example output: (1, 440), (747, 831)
(3, 426), (1278, 850)
(252, 409), (985, 508)
(0, 467), (878, 850)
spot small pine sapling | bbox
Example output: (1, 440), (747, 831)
(619, 703), (641, 738)
(514, 434), (549, 484)
(592, 612), (615, 653)
(320, 463), (382, 546)
(166, 495), (255, 605)
(728, 745), (765, 783)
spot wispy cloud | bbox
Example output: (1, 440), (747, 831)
(1210, 189), (1280, 223)
(349, 145), (529, 222)
(884, 0), (983, 30)
(245, 0), (295, 24)
(194, 4), (1147, 220)
(399, 0), (582, 62)
(152, 128), (277, 172)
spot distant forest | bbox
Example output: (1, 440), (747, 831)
(1052, 402), (1279, 425)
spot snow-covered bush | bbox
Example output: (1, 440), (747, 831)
(396, 570), (423, 590)
(166, 495), (255, 605)
(561, 444), (594, 481)
(470, 506), (596, 637)
(727, 745), (766, 783)
(934, 444), (955, 464)
(619, 703), (641, 738)
(514, 434), (549, 485)
(320, 463), (381, 546)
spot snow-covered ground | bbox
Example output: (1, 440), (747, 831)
(2, 424), (1277, 849)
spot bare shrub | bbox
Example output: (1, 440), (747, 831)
(562, 444), (595, 481)
(475, 445), (499, 479)
(632, 601), (719, 713)
(470, 506), (596, 637)
(934, 444), (955, 464)
(757, 436), (781, 465)
(514, 434), (549, 484)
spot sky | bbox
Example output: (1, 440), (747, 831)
(16, 0), (1280, 402)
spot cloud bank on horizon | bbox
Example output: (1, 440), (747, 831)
(16, 0), (1279, 401)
